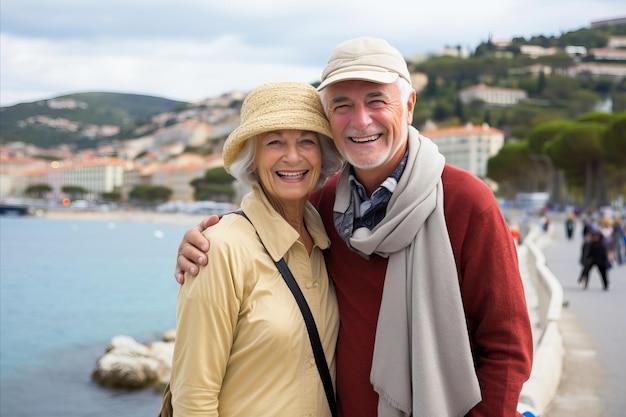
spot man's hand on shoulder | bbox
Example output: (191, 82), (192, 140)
(174, 215), (219, 284)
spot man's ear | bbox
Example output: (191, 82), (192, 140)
(406, 90), (417, 125)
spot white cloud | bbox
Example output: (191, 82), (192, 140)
(0, 33), (323, 105)
(1, 0), (623, 106)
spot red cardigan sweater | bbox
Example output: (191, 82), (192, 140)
(309, 163), (533, 417)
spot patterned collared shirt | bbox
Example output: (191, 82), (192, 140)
(349, 149), (408, 230)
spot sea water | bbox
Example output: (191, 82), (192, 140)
(0, 216), (187, 416)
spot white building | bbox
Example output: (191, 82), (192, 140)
(564, 46), (587, 57)
(15, 158), (127, 199)
(519, 45), (560, 58)
(421, 124), (504, 178)
(570, 62), (626, 81)
(0, 156), (48, 198)
(458, 84), (528, 107)
(435, 46), (471, 59)
(588, 48), (626, 61)
(607, 36), (626, 48)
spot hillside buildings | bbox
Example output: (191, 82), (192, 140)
(1, 122), (505, 204)
(1, 17), (623, 206)
(0, 152), (225, 203)
(5, 158), (128, 201)
(0, 156), (49, 197)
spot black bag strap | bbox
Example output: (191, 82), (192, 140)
(234, 210), (337, 417)
(274, 257), (337, 417)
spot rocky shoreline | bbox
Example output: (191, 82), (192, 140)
(34, 208), (208, 391)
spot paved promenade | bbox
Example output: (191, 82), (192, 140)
(537, 216), (625, 417)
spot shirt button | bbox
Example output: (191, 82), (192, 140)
(306, 282), (314, 289)
(308, 358), (315, 368)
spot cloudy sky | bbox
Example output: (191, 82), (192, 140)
(1, 0), (623, 107)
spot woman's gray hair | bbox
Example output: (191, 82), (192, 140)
(228, 134), (344, 189)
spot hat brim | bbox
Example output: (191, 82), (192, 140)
(317, 70), (399, 90)
(223, 111), (333, 171)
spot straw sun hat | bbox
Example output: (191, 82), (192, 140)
(222, 81), (333, 172)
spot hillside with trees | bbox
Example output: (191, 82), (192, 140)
(0, 92), (187, 148)
(406, 23), (626, 209)
(2, 22), (625, 210)
(410, 24), (626, 137)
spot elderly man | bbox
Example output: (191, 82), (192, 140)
(175, 37), (533, 417)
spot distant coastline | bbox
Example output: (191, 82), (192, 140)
(34, 207), (212, 226)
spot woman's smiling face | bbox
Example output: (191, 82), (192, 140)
(254, 129), (322, 206)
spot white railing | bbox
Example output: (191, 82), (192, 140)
(518, 226), (565, 416)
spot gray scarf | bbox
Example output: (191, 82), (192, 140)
(333, 127), (481, 416)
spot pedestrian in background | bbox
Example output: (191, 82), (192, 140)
(579, 230), (610, 290)
(599, 217), (615, 267)
(612, 216), (625, 265)
(581, 215), (597, 238)
(565, 214), (575, 240)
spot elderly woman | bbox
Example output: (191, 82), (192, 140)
(169, 82), (343, 417)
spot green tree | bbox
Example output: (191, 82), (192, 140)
(62, 185), (89, 200)
(25, 183), (52, 198)
(453, 97), (468, 122)
(612, 92), (626, 112)
(487, 141), (533, 198)
(484, 109), (492, 126)
(129, 184), (172, 206)
(190, 166), (236, 202)
(527, 120), (575, 204)
(536, 71), (546, 95)
(556, 27), (610, 48)
(424, 73), (438, 97)
(543, 123), (607, 208)
(101, 191), (122, 202)
(432, 99), (455, 121)
(541, 75), (581, 102)
(412, 101), (433, 128)
(527, 120), (573, 153)
(537, 53), (575, 73)
(577, 111), (614, 125)
(603, 112), (626, 200)
(567, 90), (602, 117)
(603, 112), (626, 161)
(507, 103), (549, 139)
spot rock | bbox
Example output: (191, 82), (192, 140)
(92, 335), (174, 389)
(105, 335), (151, 354)
(148, 340), (175, 386)
(162, 329), (176, 342)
